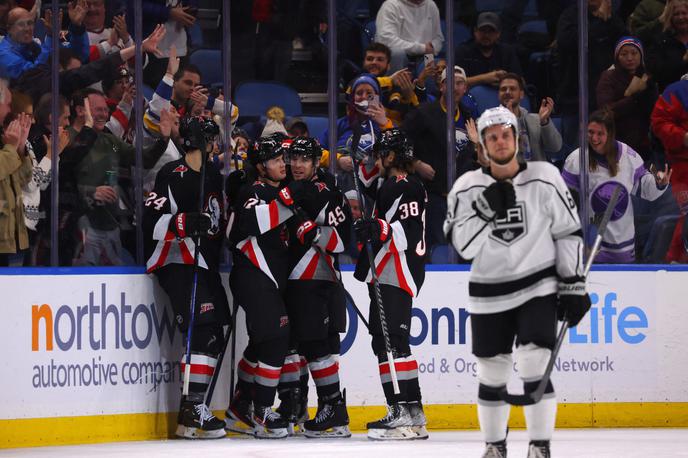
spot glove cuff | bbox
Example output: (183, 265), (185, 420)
(473, 194), (495, 221)
(558, 278), (586, 296)
(378, 219), (391, 242)
(278, 187), (294, 207)
(296, 220), (317, 244)
(173, 213), (187, 238)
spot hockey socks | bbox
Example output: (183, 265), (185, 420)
(309, 354), (341, 400)
(277, 352), (309, 433)
(377, 353), (421, 404)
(477, 383), (511, 444)
(523, 380), (557, 441)
(177, 353), (225, 439)
(225, 355), (257, 435)
(180, 353), (217, 403)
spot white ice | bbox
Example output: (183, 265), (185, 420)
(3, 429), (688, 458)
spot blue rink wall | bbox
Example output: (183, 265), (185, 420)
(1, 265), (687, 448)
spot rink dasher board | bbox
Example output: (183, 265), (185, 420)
(0, 266), (687, 448)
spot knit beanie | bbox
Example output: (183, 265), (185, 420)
(614, 36), (645, 67)
(350, 73), (381, 95)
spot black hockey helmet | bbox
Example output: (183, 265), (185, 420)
(373, 128), (413, 164)
(287, 136), (322, 163)
(179, 116), (220, 153)
(247, 136), (286, 166)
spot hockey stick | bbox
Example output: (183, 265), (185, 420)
(348, 122), (400, 394)
(182, 147), (210, 397)
(205, 318), (232, 405)
(498, 185), (622, 406)
(343, 286), (370, 330)
(228, 299), (240, 400)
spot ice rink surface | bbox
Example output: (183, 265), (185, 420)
(3, 429), (688, 458)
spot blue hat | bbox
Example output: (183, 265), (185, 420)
(350, 73), (380, 95)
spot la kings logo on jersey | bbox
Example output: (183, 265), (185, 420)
(490, 202), (527, 246)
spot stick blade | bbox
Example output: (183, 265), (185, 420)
(497, 387), (538, 406)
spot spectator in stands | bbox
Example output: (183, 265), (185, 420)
(651, 76), (688, 262)
(629, 0), (668, 48)
(0, 77), (31, 266)
(0, 3), (91, 81)
(286, 117), (309, 138)
(647, 0), (688, 92)
(126, 0), (198, 87)
(596, 36), (658, 160)
(402, 65), (479, 256)
(171, 63), (201, 114)
(374, 0), (444, 72)
(359, 42), (421, 124)
(456, 12), (523, 88)
(498, 72), (562, 162)
(24, 93), (70, 265)
(12, 24), (165, 106)
(88, 12), (133, 62)
(563, 109), (670, 263)
(65, 89), (167, 265)
(0, 0), (15, 41)
(322, 73), (393, 190)
(556, 0), (626, 116)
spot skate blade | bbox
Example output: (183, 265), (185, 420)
(303, 425), (352, 438)
(175, 424), (226, 440)
(411, 425), (429, 440)
(287, 422), (306, 436)
(367, 426), (423, 441)
(224, 417), (255, 436)
(253, 426), (289, 439)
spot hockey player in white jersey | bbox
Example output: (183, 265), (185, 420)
(443, 106), (591, 458)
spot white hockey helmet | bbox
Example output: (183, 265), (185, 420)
(476, 106), (519, 163)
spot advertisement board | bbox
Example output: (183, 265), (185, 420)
(1, 268), (687, 447)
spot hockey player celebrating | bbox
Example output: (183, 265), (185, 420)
(443, 106), (591, 458)
(225, 136), (301, 439)
(281, 137), (352, 438)
(143, 116), (228, 439)
(352, 128), (428, 440)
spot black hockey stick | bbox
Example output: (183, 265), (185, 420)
(343, 286), (369, 330)
(182, 146), (210, 397)
(205, 318), (232, 405)
(348, 122), (401, 394)
(228, 299), (240, 400)
(498, 185), (622, 406)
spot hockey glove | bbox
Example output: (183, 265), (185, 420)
(171, 212), (211, 238)
(296, 219), (320, 246)
(557, 278), (592, 327)
(354, 218), (391, 244)
(473, 181), (516, 221)
(279, 180), (309, 208)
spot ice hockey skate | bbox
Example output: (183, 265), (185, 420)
(481, 440), (507, 458)
(277, 387), (309, 436)
(367, 402), (423, 440)
(527, 440), (550, 458)
(303, 393), (351, 438)
(224, 392), (255, 435)
(252, 404), (289, 439)
(175, 400), (226, 439)
(406, 401), (429, 439)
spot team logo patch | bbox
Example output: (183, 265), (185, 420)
(200, 303), (214, 314)
(395, 174), (408, 183)
(315, 182), (330, 192)
(173, 164), (188, 177)
(279, 315), (289, 327)
(490, 202), (528, 246)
